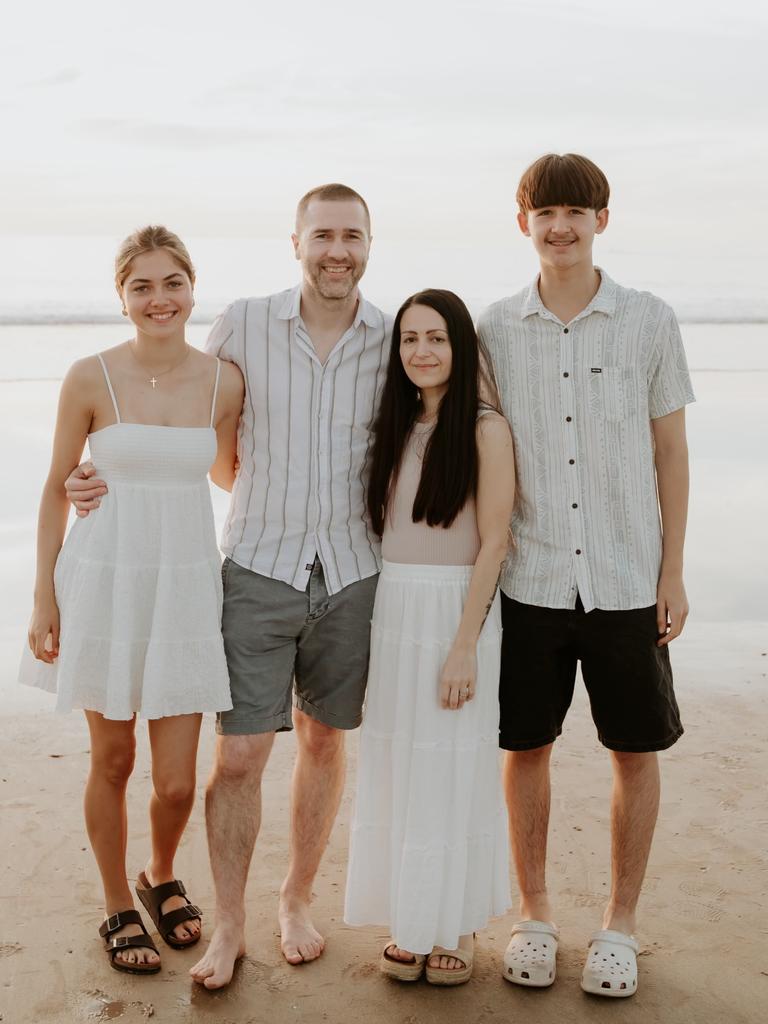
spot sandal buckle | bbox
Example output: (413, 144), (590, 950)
(106, 913), (122, 932)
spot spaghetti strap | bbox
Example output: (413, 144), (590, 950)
(209, 358), (222, 428)
(96, 353), (121, 424)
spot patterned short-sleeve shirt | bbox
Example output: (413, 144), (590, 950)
(478, 269), (695, 612)
(205, 287), (392, 595)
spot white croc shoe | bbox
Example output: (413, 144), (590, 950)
(502, 920), (559, 987)
(580, 929), (639, 997)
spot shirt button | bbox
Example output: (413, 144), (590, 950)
(575, 549), (582, 555)
(563, 372), (569, 378)
(563, 327), (569, 334)
(572, 502), (578, 509)
(566, 416), (572, 422)
(569, 459), (575, 465)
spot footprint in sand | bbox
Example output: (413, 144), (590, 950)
(671, 899), (724, 923)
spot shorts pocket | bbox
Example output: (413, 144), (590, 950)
(587, 366), (638, 422)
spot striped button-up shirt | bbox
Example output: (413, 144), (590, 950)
(206, 286), (392, 595)
(479, 270), (695, 612)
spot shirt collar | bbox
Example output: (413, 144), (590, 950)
(276, 284), (380, 329)
(520, 267), (617, 321)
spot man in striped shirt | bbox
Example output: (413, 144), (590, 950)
(187, 184), (392, 988)
(479, 154), (695, 998)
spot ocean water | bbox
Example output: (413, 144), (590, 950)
(1, 235), (768, 326)
(0, 323), (766, 382)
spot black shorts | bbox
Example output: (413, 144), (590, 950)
(499, 595), (683, 753)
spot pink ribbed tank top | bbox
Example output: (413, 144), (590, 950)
(381, 418), (484, 566)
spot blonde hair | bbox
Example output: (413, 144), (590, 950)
(115, 225), (196, 290)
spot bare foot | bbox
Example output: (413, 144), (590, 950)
(428, 934), (474, 972)
(105, 917), (160, 970)
(140, 867), (201, 944)
(385, 944), (418, 963)
(189, 923), (245, 989)
(278, 894), (324, 964)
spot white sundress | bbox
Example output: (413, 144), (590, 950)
(19, 355), (232, 720)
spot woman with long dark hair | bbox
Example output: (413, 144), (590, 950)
(344, 290), (516, 984)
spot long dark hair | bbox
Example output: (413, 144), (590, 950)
(367, 289), (497, 535)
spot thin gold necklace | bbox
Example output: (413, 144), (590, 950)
(129, 342), (191, 389)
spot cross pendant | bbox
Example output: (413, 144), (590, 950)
(150, 377), (158, 389)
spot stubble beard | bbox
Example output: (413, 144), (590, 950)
(306, 261), (366, 302)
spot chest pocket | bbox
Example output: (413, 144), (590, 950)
(587, 366), (639, 423)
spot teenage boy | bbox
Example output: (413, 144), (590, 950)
(478, 153), (694, 998)
(64, 184), (392, 989)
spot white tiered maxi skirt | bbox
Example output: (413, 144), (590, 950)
(344, 561), (510, 954)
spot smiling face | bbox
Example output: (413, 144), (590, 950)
(120, 248), (194, 336)
(292, 198), (371, 301)
(518, 204), (609, 271)
(399, 303), (453, 399)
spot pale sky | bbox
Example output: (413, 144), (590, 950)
(1, 0), (767, 315)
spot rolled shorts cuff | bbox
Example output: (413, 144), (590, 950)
(598, 725), (684, 753)
(294, 694), (362, 731)
(499, 728), (561, 752)
(216, 710), (293, 736)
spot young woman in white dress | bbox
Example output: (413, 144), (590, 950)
(22, 227), (244, 975)
(344, 289), (516, 984)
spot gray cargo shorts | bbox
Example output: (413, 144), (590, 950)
(216, 556), (379, 735)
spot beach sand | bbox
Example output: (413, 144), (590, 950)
(1, 627), (766, 1024)
(1, 354), (767, 1023)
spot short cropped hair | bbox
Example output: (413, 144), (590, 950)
(295, 183), (371, 233)
(115, 225), (195, 289)
(516, 154), (610, 213)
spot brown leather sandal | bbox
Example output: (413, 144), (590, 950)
(99, 909), (161, 975)
(135, 872), (202, 949)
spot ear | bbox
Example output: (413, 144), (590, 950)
(594, 208), (609, 234)
(517, 211), (531, 237)
(291, 232), (300, 260)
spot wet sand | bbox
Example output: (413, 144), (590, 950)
(1, 623), (766, 1024)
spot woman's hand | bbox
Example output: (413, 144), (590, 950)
(439, 643), (477, 710)
(28, 598), (60, 663)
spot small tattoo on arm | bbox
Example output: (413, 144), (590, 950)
(480, 558), (506, 628)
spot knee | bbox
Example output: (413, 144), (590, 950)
(213, 735), (271, 785)
(153, 773), (196, 808)
(93, 741), (136, 788)
(296, 718), (343, 762)
(509, 743), (554, 768)
(611, 750), (658, 778)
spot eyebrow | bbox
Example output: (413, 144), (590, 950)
(311, 228), (364, 235)
(130, 272), (184, 283)
(401, 328), (447, 335)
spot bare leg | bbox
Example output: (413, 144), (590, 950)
(503, 744), (556, 925)
(144, 713), (202, 942)
(603, 751), (660, 935)
(84, 711), (158, 969)
(278, 709), (345, 964)
(189, 732), (275, 989)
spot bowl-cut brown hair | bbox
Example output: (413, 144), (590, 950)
(516, 154), (609, 213)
